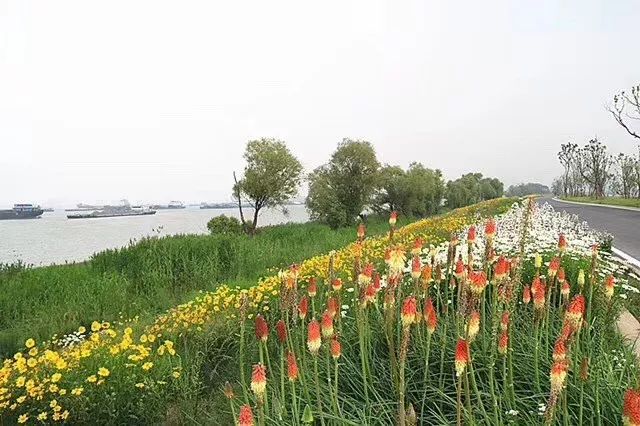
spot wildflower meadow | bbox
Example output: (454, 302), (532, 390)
(2, 197), (640, 425)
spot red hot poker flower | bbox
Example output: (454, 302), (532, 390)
(287, 351), (298, 381)
(469, 271), (488, 295)
(454, 258), (465, 279)
(238, 404), (255, 426)
(363, 284), (377, 305)
(321, 311), (334, 339)
(561, 282), (570, 300)
(389, 211), (398, 226)
(550, 361), (568, 395)
(251, 364), (267, 400)
(565, 294), (586, 330)
(421, 265), (433, 287)
(276, 320), (287, 345)
(307, 320), (321, 355)
(401, 296), (418, 328)
(330, 337), (342, 360)
(308, 278), (317, 298)
(500, 311), (510, 331)
(605, 275), (615, 300)
(467, 311), (480, 342)
(523, 286), (531, 304)
(553, 338), (567, 362)
(557, 267), (566, 283)
(373, 272), (382, 292)
(357, 223), (366, 240)
(423, 298), (438, 335)
(298, 297), (309, 320)
(485, 218), (496, 240)
(412, 238), (424, 255)
(332, 278), (343, 292)
(498, 331), (508, 355)
(467, 226), (477, 244)
(455, 339), (470, 377)
(558, 234), (568, 253)
(327, 297), (339, 318)
(411, 256), (422, 280)
(623, 389), (640, 426)
(548, 257), (560, 277)
(494, 256), (508, 281)
(255, 315), (269, 343)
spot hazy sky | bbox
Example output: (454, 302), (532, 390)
(1, 0), (639, 207)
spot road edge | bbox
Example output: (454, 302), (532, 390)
(552, 197), (640, 212)
(613, 247), (640, 358)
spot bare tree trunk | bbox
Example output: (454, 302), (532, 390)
(233, 171), (247, 228)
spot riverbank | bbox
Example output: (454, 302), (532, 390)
(0, 216), (391, 356)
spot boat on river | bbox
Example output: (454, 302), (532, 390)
(67, 206), (156, 219)
(0, 204), (44, 220)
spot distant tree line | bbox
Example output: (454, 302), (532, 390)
(552, 139), (640, 199)
(505, 183), (550, 197)
(229, 138), (504, 231)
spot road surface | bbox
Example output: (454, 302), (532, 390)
(540, 196), (640, 261)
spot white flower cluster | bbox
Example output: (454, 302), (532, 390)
(55, 330), (87, 348)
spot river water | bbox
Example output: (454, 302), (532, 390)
(0, 205), (309, 266)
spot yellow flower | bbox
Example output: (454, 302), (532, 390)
(18, 414), (28, 423)
(25, 339), (35, 349)
(91, 321), (102, 332)
(135, 382), (145, 389)
(16, 395), (26, 404)
(98, 367), (110, 377)
(142, 362), (153, 371)
(51, 373), (62, 383)
(87, 375), (97, 383)
(78, 326), (86, 334)
(49, 384), (59, 393)
(38, 411), (48, 421)
(15, 376), (25, 387)
(50, 399), (58, 408)
(71, 387), (84, 396)
(27, 358), (37, 368)
(172, 371), (181, 379)
(28, 348), (38, 357)
(59, 388), (67, 396)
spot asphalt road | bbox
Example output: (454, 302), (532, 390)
(540, 196), (640, 261)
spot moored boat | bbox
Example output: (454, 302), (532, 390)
(0, 204), (44, 220)
(67, 206), (156, 219)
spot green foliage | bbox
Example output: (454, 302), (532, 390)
(446, 173), (504, 209)
(206, 215), (244, 236)
(374, 162), (445, 217)
(235, 138), (303, 231)
(506, 182), (551, 196)
(306, 139), (380, 228)
(0, 218), (391, 356)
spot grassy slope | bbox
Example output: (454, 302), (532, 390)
(0, 217), (393, 356)
(562, 196), (640, 208)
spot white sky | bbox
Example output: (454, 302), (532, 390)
(1, 0), (639, 207)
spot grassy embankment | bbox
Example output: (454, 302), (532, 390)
(0, 217), (393, 357)
(562, 196), (640, 208)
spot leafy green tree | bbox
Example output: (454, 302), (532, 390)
(234, 138), (303, 233)
(446, 173), (504, 209)
(506, 183), (550, 197)
(206, 215), (243, 235)
(374, 163), (445, 217)
(306, 139), (380, 228)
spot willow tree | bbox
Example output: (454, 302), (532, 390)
(233, 138), (303, 234)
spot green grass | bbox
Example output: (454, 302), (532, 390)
(0, 217), (395, 357)
(562, 196), (640, 208)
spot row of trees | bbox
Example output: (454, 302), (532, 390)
(552, 139), (640, 198)
(232, 138), (504, 231)
(505, 183), (550, 197)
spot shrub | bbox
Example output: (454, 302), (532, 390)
(206, 215), (243, 236)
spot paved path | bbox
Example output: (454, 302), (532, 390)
(540, 196), (640, 261)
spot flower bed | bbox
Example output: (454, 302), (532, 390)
(0, 198), (515, 424)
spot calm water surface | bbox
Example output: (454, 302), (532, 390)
(0, 206), (309, 266)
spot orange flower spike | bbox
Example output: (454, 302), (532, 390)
(494, 256), (507, 281)
(298, 297), (309, 320)
(357, 222), (366, 241)
(605, 275), (615, 301)
(327, 297), (339, 318)
(321, 310), (334, 339)
(255, 315), (269, 343)
(389, 211), (398, 226)
(557, 267), (566, 283)
(421, 265), (433, 286)
(372, 272), (382, 292)
(550, 361), (568, 394)
(485, 218), (496, 241)
(330, 337), (342, 360)
(469, 271), (488, 296)
(558, 234), (568, 253)
(454, 258), (465, 279)
(332, 278), (343, 292)
(500, 311), (510, 331)
(467, 311), (480, 341)
(238, 404), (255, 426)
(455, 339), (470, 376)
(548, 257), (560, 278)
(497, 331), (508, 355)
(523, 286), (531, 304)
(423, 298), (438, 335)
(561, 281), (570, 300)
(307, 319), (321, 355)
(401, 296), (418, 328)
(553, 338), (567, 362)
(276, 320), (287, 345)
(467, 226), (477, 245)
(251, 364), (267, 400)
(411, 256), (422, 280)
(623, 389), (640, 426)
(565, 294), (586, 330)
(363, 284), (377, 305)
(308, 278), (317, 298)
(411, 238), (424, 256)
(287, 351), (298, 381)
